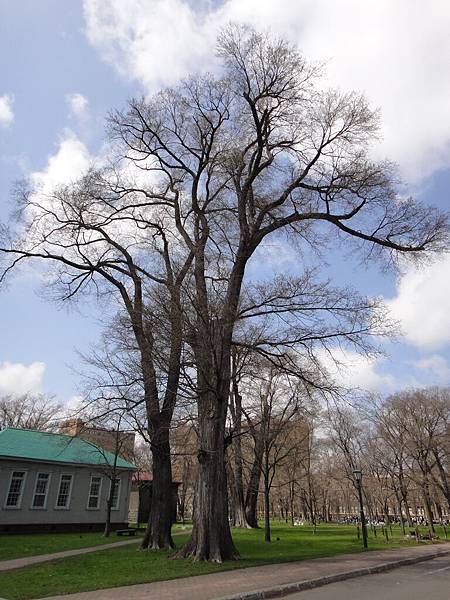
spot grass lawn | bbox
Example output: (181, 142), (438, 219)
(0, 530), (143, 562)
(0, 523), (447, 600)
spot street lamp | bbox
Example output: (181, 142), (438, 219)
(353, 468), (368, 549)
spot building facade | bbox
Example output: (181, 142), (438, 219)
(0, 428), (136, 533)
(128, 472), (179, 525)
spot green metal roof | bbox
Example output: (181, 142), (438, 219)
(0, 428), (136, 470)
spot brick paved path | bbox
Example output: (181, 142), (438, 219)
(40, 543), (450, 600)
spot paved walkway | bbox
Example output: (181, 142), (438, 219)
(39, 543), (450, 600)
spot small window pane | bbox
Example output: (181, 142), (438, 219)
(32, 473), (50, 508)
(6, 471), (25, 507)
(110, 478), (120, 509)
(56, 474), (73, 508)
(88, 476), (102, 509)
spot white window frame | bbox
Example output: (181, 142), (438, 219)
(86, 475), (103, 510)
(31, 472), (52, 510)
(54, 473), (74, 510)
(4, 469), (27, 509)
(110, 477), (121, 510)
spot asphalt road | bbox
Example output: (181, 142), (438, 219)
(288, 555), (450, 600)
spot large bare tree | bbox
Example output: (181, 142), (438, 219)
(1, 25), (447, 561)
(109, 26), (445, 560)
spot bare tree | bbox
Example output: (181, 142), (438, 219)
(1, 24), (447, 561)
(108, 26), (445, 560)
(242, 365), (310, 542)
(0, 393), (62, 431)
(0, 170), (193, 549)
(378, 389), (450, 533)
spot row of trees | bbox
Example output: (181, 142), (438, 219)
(1, 25), (447, 561)
(173, 386), (449, 543)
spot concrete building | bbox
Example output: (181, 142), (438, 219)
(0, 428), (136, 533)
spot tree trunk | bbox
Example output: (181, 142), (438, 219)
(422, 484), (435, 534)
(264, 453), (271, 543)
(141, 429), (175, 549)
(394, 489), (406, 535)
(433, 450), (450, 511)
(289, 483), (295, 526)
(402, 490), (413, 527)
(104, 456), (118, 537)
(245, 436), (264, 528)
(229, 461), (251, 528)
(229, 369), (252, 529)
(175, 384), (239, 561)
(175, 248), (247, 560)
(104, 496), (112, 537)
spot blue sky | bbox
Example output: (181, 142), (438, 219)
(0, 0), (449, 405)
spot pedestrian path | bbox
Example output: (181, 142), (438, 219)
(39, 543), (450, 600)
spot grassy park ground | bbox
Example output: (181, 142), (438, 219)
(0, 531), (140, 562)
(0, 523), (447, 600)
(0, 524), (191, 562)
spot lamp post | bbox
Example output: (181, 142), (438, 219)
(353, 468), (368, 549)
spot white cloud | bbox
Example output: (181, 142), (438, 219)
(0, 361), (46, 396)
(31, 130), (92, 196)
(63, 395), (85, 414)
(386, 254), (450, 350)
(66, 93), (89, 121)
(318, 348), (395, 393)
(413, 354), (450, 383)
(83, 0), (217, 91)
(83, 0), (450, 182)
(0, 94), (14, 128)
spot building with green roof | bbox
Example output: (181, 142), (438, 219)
(0, 428), (136, 533)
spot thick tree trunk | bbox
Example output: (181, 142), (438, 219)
(175, 250), (247, 561)
(141, 430), (175, 550)
(176, 386), (239, 561)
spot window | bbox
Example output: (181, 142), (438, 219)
(87, 475), (102, 509)
(32, 473), (50, 508)
(5, 471), (26, 508)
(109, 478), (121, 510)
(55, 474), (73, 508)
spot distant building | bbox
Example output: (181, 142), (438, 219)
(0, 428), (136, 533)
(59, 419), (136, 462)
(128, 472), (180, 525)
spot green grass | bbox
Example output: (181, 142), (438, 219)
(1, 523), (447, 600)
(0, 531), (143, 562)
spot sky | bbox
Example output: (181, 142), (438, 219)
(0, 0), (449, 406)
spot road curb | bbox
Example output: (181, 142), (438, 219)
(213, 547), (450, 600)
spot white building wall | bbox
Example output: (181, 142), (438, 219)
(0, 459), (132, 529)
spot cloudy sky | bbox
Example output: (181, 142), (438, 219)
(0, 0), (449, 404)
